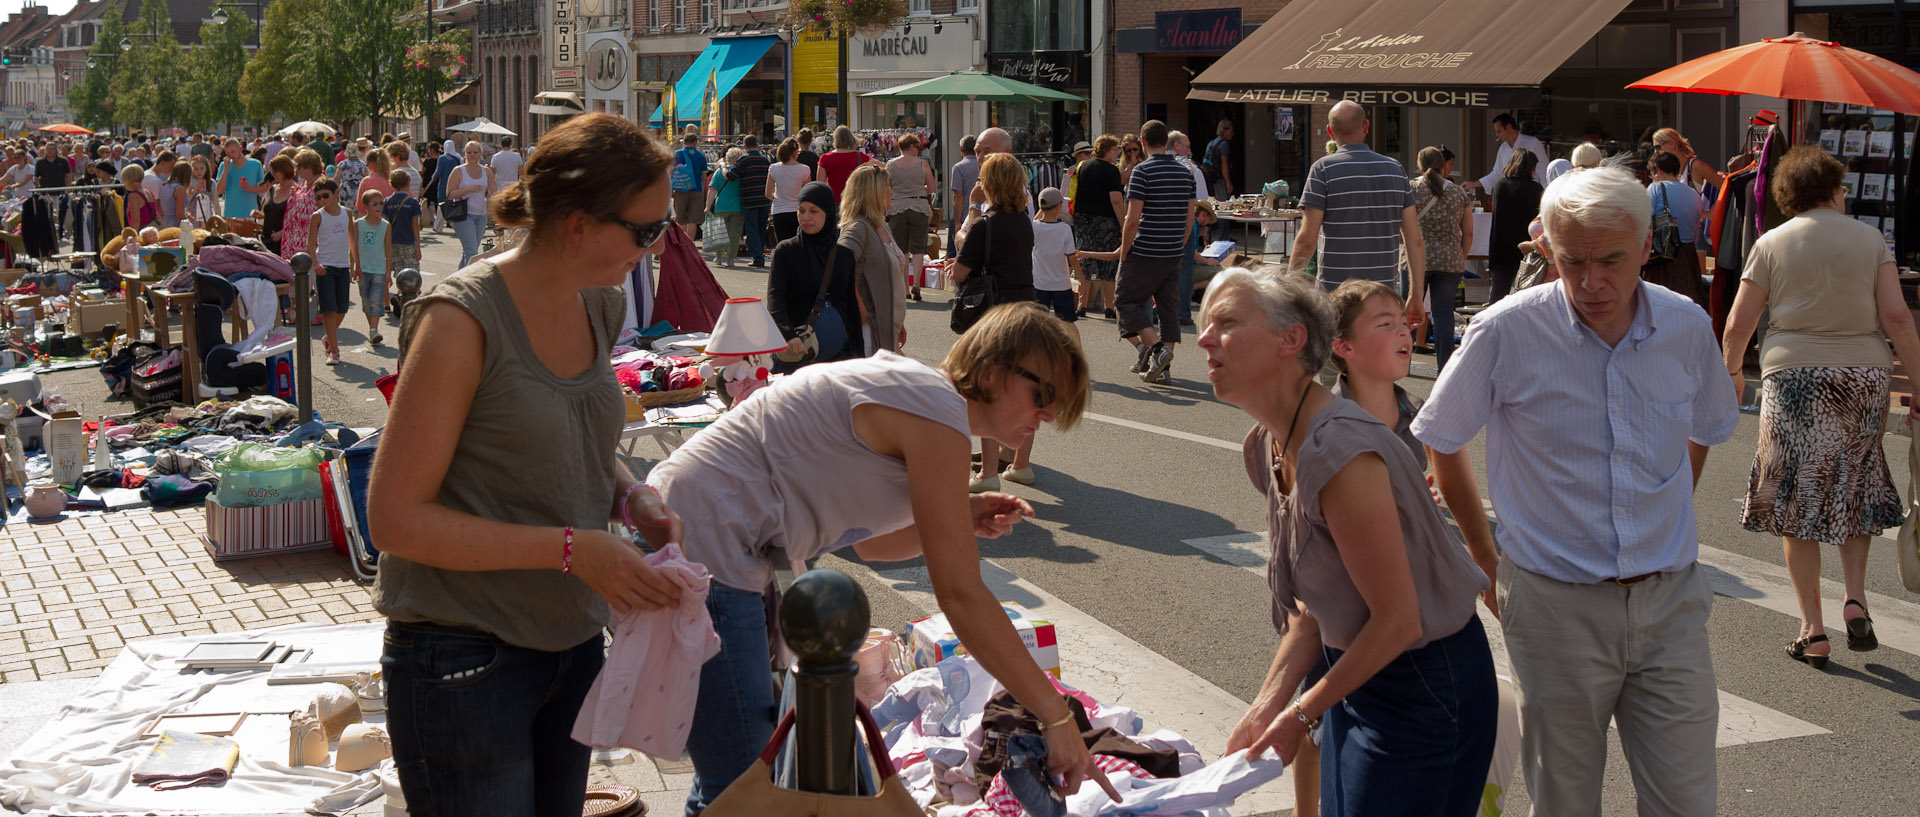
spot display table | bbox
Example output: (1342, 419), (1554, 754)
(121, 278), (292, 399)
(1214, 212), (1300, 260)
(619, 393), (726, 460)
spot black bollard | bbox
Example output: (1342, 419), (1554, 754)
(289, 253), (313, 425)
(778, 569), (870, 795)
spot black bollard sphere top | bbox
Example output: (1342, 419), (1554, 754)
(780, 570), (870, 667)
(289, 253), (313, 274)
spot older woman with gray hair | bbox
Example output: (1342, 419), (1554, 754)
(1204, 267), (1496, 817)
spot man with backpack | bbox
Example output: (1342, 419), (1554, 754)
(1203, 119), (1234, 198)
(671, 131), (710, 240)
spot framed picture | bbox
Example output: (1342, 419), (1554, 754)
(1882, 218), (1897, 248)
(1841, 172), (1860, 198)
(1868, 131), (1893, 159)
(1275, 107), (1294, 141)
(1861, 173), (1887, 201)
(1824, 101), (1846, 114)
(1847, 104), (1871, 114)
(1843, 130), (1868, 157)
(1819, 130), (1842, 154)
(1856, 214), (1880, 230)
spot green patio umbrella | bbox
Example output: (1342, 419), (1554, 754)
(860, 70), (1087, 103)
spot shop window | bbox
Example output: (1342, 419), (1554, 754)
(989, 0), (1084, 52)
(909, 0), (930, 15)
(674, 0), (686, 31)
(956, 0), (977, 12)
(648, 0), (659, 31)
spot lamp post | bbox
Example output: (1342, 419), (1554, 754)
(210, 1), (264, 53)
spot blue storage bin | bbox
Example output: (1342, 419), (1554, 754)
(343, 429), (380, 558)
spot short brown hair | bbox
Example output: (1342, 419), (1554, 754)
(389, 168), (411, 190)
(1327, 279), (1401, 372)
(1141, 120), (1170, 149)
(491, 112), (672, 239)
(268, 154), (296, 180)
(1092, 134), (1120, 159)
(1770, 145), (1845, 217)
(896, 133), (921, 152)
(294, 148), (325, 176)
(942, 302), (1089, 429)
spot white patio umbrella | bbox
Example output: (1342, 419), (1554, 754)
(445, 117), (516, 137)
(278, 120), (335, 139)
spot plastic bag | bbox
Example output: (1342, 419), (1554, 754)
(212, 443), (324, 507)
(702, 213), (730, 253)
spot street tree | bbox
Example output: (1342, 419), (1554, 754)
(110, 0), (187, 133)
(67, 15), (127, 131)
(182, 8), (249, 132)
(240, 0), (337, 124)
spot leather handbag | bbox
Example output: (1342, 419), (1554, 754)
(949, 214), (997, 334)
(438, 198), (468, 222)
(772, 244), (846, 365)
(703, 703), (919, 817)
(1898, 427), (1920, 593)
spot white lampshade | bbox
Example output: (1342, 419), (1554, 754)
(705, 298), (787, 356)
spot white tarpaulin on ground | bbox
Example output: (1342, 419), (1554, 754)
(0, 622), (387, 815)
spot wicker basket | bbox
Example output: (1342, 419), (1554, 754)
(225, 218), (262, 239)
(624, 385), (706, 421)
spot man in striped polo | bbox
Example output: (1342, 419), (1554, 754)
(1115, 120), (1196, 384)
(1289, 101), (1426, 326)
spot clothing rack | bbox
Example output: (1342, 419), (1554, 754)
(28, 183), (120, 194)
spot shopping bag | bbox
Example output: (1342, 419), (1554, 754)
(703, 213), (730, 252)
(1897, 429), (1920, 593)
(212, 443), (326, 507)
(704, 703), (918, 817)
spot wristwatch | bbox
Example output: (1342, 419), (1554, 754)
(1288, 702), (1321, 731)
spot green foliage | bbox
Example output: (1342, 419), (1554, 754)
(240, 0), (332, 123)
(109, 0), (187, 131)
(182, 8), (250, 131)
(67, 16), (126, 129)
(240, 0), (459, 133)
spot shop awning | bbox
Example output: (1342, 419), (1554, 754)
(648, 35), (779, 125)
(1188, 0), (1635, 108)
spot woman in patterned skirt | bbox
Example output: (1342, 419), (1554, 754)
(1071, 136), (1124, 317)
(1721, 146), (1920, 669)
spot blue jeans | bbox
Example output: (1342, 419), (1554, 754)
(382, 621), (604, 817)
(1177, 251), (1196, 321)
(451, 213), (486, 268)
(741, 204), (771, 265)
(685, 583), (779, 816)
(1424, 271), (1462, 372)
(1319, 616), (1497, 817)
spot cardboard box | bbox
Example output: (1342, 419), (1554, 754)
(69, 299), (124, 335)
(0, 269), (26, 287)
(202, 497), (333, 560)
(908, 602), (1060, 678)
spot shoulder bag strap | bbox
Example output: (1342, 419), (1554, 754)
(807, 242), (839, 324)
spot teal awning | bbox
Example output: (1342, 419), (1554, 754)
(648, 35), (779, 125)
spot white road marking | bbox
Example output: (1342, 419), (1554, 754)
(870, 559), (1297, 815)
(1081, 412), (1243, 452)
(1179, 532), (1828, 749)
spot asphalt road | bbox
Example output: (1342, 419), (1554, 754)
(39, 231), (1920, 816)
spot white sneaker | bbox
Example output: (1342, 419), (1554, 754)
(1001, 466), (1035, 485)
(969, 473), (1000, 493)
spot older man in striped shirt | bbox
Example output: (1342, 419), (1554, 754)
(1289, 101), (1425, 325)
(1412, 163), (1739, 817)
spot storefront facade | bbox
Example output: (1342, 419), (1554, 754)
(1112, 4), (1286, 198)
(848, 17), (981, 132)
(985, 0), (1090, 154)
(1790, 1), (1920, 266)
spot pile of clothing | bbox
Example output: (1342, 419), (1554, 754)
(872, 657), (1283, 817)
(612, 349), (705, 396)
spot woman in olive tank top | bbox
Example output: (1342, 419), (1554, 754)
(367, 114), (684, 817)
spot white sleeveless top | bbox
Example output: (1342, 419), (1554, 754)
(314, 207), (353, 266)
(648, 351), (971, 592)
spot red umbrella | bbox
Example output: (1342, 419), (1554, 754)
(1629, 32), (1920, 115)
(36, 123), (92, 135)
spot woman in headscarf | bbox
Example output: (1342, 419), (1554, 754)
(767, 182), (863, 366)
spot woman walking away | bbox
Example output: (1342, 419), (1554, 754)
(705, 147), (744, 267)
(816, 125), (868, 199)
(646, 302), (1115, 817)
(1487, 149), (1542, 303)
(1072, 135), (1124, 318)
(1642, 151), (1706, 306)
(840, 164), (907, 354)
(1409, 146), (1473, 370)
(446, 140), (495, 267)
(766, 138), (811, 245)
(953, 154), (1036, 493)
(1721, 146), (1920, 669)
(767, 182), (862, 367)
(886, 133), (936, 302)
(1206, 269), (1497, 817)
(368, 113), (684, 817)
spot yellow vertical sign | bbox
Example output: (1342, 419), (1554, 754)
(703, 69), (721, 136)
(794, 26), (839, 97)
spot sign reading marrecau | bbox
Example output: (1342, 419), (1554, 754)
(1156, 9), (1241, 54)
(849, 22), (973, 75)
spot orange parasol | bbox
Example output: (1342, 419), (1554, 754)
(36, 123), (92, 135)
(1628, 32), (1920, 116)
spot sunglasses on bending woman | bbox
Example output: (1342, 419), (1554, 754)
(603, 213), (675, 248)
(1011, 364), (1056, 409)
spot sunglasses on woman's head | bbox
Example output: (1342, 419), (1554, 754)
(602, 213), (674, 248)
(1011, 364), (1056, 409)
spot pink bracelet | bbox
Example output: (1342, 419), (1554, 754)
(618, 482), (655, 530)
(561, 527), (575, 574)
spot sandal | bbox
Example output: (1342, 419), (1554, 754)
(1786, 633), (1830, 670)
(1845, 599), (1878, 651)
